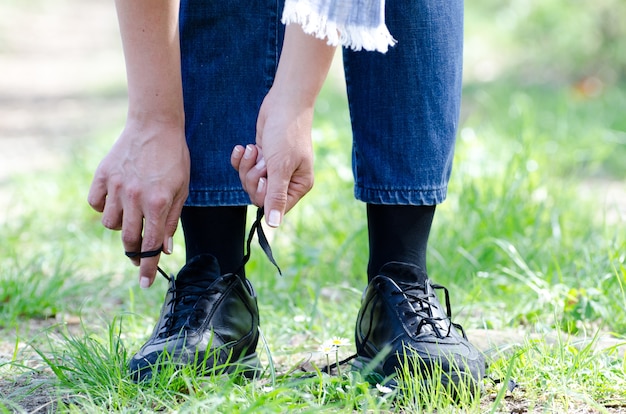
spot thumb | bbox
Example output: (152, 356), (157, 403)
(263, 174), (289, 228)
(162, 197), (185, 254)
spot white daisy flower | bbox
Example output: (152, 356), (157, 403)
(329, 336), (350, 348)
(318, 343), (335, 355)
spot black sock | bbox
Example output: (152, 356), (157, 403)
(366, 204), (436, 281)
(180, 206), (247, 276)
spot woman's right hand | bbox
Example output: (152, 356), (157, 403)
(88, 118), (190, 288)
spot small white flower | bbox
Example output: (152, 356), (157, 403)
(328, 336), (350, 348)
(376, 383), (393, 394)
(293, 315), (307, 323)
(318, 343), (335, 355)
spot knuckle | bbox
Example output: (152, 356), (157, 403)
(303, 176), (314, 191)
(268, 192), (288, 205)
(108, 175), (124, 192)
(121, 231), (141, 246)
(147, 192), (170, 210)
(249, 195), (262, 207)
(142, 236), (162, 252)
(164, 218), (179, 234)
(101, 217), (120, 230)
(125, 186), (142, 202)
(87, 196), (103, 211)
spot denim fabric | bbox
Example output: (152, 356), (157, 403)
(180, 0), (285, 206)
(180, 0), (463, 207)
(344, 0), (464, 205)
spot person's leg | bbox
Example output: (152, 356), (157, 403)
(177, 0), (286, 270)
(344, 0), (463, 281)
(181, 206), (247, 275)
(366, 204), (435, 280)
(129, 0), (285, 381)
(344, 0), (485, 392)
(180, 0), (285, 272)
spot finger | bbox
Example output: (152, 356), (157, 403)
(284, 176), (314, 213)
(162, 193), (186, 255)
(138, 254), (161, 289)
(100, 192), (123, 230)
(244, 157), (268, 206)
(237, 145), (259, 193)
(121, 204), (145, 267)
(263, 173), (290, 228)
(87, 172), (107, 213)
(230, 145), (246, 172)
(137, 199), (170, 288)
(256, 177), (267, 204)
(265, 165), (314, 227)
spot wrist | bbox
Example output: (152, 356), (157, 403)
(126, 105), (185, 130)
(272, 24), (337, 107)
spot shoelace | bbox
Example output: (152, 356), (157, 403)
(158, 281), (219, 338)
(394, 281), (450, 339)
(395, 281), (467, 340)
(126, 207), (281, 339)
(126, 207), (280, 278)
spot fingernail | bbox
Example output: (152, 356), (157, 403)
(140, 277), (151, 289)
(165, 237), (174, 254)
(244, 145), (253, 160)
(232, 146), (243, 158)
(268, 209), (281, 227)
(257, 177), (266, 193)
(255, 158), (266, 171)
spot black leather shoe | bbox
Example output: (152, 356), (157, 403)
(129, 254), (260, 381)
(355, 262), (485, 394)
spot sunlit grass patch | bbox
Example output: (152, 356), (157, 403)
(484, 332), (626, 413)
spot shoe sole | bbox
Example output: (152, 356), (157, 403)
(131, 352), (262, 382)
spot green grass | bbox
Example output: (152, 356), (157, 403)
(2, 78), (624, 411)
(2, 0), (626, 411)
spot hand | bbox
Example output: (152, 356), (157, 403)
(88, 119), (190, 287)
(230, 24), (336, 227)
(231, 87), (315, 227)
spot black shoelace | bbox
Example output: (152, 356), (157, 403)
(394, 281), (467, 340)
(157, 280), (219, 338)
(126, 207), (281, 339)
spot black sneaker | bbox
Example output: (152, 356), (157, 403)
(355, 262), (485, 394)
(129, 254), (261, 381)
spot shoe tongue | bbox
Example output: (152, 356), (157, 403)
(378, 261), (428, 285)
(175, 254), (223, 288)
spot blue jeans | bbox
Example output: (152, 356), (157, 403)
(180, 0), (463, 207)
